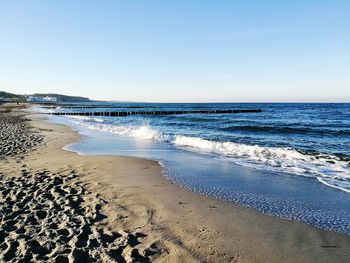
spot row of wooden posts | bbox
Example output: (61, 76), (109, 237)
(45, 109), (262, 117)
(41, 105), (147, 109)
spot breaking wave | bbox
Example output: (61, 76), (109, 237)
(65, 115), (350, 194)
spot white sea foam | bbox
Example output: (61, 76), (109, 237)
(66, 115), (105, 123)
(33, 106), (55, 114)
(66, 115), (170, 141)
(63, 115), (350, 193)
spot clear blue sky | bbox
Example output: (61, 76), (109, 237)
(0, 1), (349, 102)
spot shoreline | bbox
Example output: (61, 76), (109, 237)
(1, 105), (350, 262)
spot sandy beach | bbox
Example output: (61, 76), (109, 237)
(1, 104), (350, 262)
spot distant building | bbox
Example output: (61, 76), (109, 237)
(0, 97), (18, 102)
(26, 96), (58, 103)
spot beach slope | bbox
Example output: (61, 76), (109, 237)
(1, 104), (350, 262)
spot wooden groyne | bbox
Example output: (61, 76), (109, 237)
(44, 109), (261, 117)
(41, 105), (150, 109)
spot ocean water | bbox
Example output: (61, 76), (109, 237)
(39, 103), (350, 234)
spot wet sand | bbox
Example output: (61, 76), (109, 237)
(1, 104), (350, 262)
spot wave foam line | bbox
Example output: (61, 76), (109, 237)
(65, 115), (350, 193)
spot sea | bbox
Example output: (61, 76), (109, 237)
(37, 102), (350, 235)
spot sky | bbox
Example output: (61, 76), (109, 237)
(0, 1), (349, 102)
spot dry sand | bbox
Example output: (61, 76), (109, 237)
(1, 104), (350, 262)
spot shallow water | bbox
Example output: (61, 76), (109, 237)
(49, 103), (350, 193)
(39, 103), (350, 235)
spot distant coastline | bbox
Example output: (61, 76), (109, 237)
(0, 91), (90, 103)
